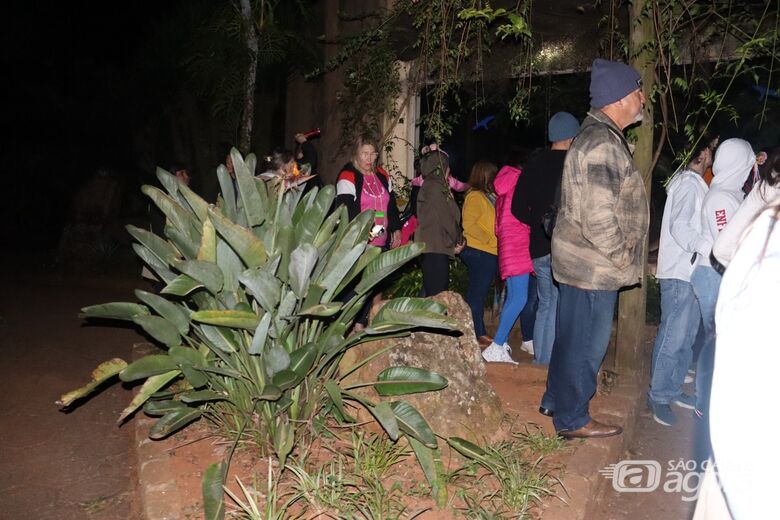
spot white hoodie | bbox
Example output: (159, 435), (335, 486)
(697, 138), (755, 267)
(656, 169), (709, 281)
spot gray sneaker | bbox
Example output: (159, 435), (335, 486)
(649, 400), (677, 426)
(672, 393), (696, 410)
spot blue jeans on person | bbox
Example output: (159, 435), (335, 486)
(519, 273), (538, 341)
(459, 246), (498, 337)
(691, 265), (722, 413)
(543, 283), (617, 432)
(493, 274), (530, 346)
(531, 255), (558, 365)
(648, 278), (700, 404)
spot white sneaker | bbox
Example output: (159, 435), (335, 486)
(684, 368), (695, 384)
(520, 340), (534, 356)
(482, 342), (518, 364)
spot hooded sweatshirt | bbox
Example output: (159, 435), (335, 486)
(416, 157), (463, 256)
(697, 138), (755, 268)
(494, 165), (532, 279)
(655, 169), (710, 281)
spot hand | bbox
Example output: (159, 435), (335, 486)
(390, 230), (401, 249)
(294, 133), (307, 144)
(454, 239), (466, 255)
(756, 151), (768, 166)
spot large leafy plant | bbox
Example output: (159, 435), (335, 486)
(58, 148), (459, 517)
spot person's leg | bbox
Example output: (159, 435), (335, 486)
(550, 284), (617, 433)
(460, 247), (497, 338)
(519, 273), (538, 340)
(492, 274), (530, 346)
(421, 253), (450, 297)
(648, 279), (699, 405)
(532, 254), (558, 364)
(691, 265), (722, 415)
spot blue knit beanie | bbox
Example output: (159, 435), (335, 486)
(589, 58), (642, 108)
(548, 112), (580, 142)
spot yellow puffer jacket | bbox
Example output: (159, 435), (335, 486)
(462, 190), (497, 255)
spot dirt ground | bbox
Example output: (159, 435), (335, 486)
(0, 274), (142, 519)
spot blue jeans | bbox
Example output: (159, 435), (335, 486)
(543, 283), (617, 432)
(691, 265), (722, 412)
(648, 278), (700, 404)
(531, 255), (558, 365)
(519, 273), (538, 341)
(459, 247), (498, 337)
(494, 274), (530, 346)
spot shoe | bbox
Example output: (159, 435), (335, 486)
(477, 335), (493, 347)
(482, 342), (518, 364)
(520, 340), (534, 355)
(558, 420), (623, 439)
(649, 400), (677, 426)
(685, 368), (695, 384)
(672, 393), (696, 410)
(538, 406), (554, 417)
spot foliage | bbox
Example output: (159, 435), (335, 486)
(59, 149), (460, 519)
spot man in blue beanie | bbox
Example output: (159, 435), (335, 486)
(541, 59), (650, 438)
(512, 112), (580, 368)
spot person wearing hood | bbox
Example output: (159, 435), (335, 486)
(647, 140), (713, 427)
(713, 146), (780, 268)
(415, 148), (465, 296)
(690, 137), (755, 418)
(481, 153), (533, 364)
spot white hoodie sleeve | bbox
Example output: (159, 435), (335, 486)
(668, 176), (710, 256)
(713, 183), (780, 266)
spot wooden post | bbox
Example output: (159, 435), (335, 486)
(615, 0), (655, 378)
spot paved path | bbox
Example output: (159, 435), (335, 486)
(0, 276), (144, 519)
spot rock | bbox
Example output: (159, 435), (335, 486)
(340, 291), (504, 443)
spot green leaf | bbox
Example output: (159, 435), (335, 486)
(390, 401), (437, 448)
(197, 219), (217, 263)
(161, 274), (203, 296)
(369, 402), (399, 440)
(200, 325), (238, 353)
(257, 385), (283, 401)
(191, 310), (260, 330)
(319, 243), (365, 300)
(133, 244), (177, 283)
(248, 312), (272, 355)
(209, 208), (267, 268)
(126, 225), (180, 265)
(134, 290), (190, 335)
(332, 245), (382, 299)
(324, 380), (350, 422)
(216, 164), (237, 221)
(447, 437), (490, 462)
(289, 343), (318, 377)
(239, 268), (281, 313)
(368, 309), (460, 333)
(272, 369), (299, 390)
(288, 243), (318, 298)
(80, 302), (149, 321)
(378, 297), (447, 316)
(202, 461), (226, 520)
(133, 315), (182, 347)
(298, 302), (342, 317)
(165, 223), (199, 259)
(119, 370), (180, 422)
(149, 407), (202, 439)
(56, 358), (127, 407)
(374, 367), (448, 396)
(180, 390), (225, 403)
(295, 185), (335, 245)
(169, 346), (208, 388)
(174, 260), (224, 294)
(177, 180), (210, 223)
(355, 242), (424, 295)
(216, 238), (241, 293)
(265, 345), (290, 376)
(232, 148), (265, 227)
(142, 185), (200, 243)
(409, 437), (447, 507)
(119, 355), (179, 382)
(143, 399), (187, 416)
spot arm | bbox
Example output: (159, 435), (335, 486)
(511, 173), (532, 225)
(712, 188), (765, 266)
(448, 176), (470, 192)
(335, 170), (359, 221)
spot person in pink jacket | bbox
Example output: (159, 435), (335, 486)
(482, 156), (534, 363)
